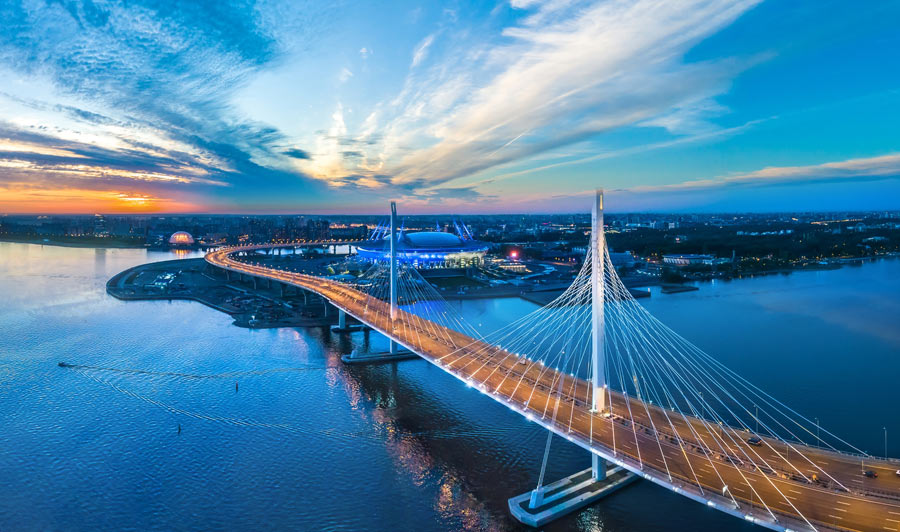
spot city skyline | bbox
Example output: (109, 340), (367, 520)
(1, 0), (899, 215)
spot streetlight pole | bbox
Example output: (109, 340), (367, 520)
(885, 427), (888, 460)
(815, 417), (820, 446)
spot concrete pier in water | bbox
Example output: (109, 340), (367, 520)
(508, 464), (638, 527)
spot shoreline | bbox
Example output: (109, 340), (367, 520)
(0, 236), (147, 249)
(103, 251), (900, 330)
(106, 258), (339, 329)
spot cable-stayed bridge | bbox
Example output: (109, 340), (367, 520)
(206, 193), (900, 531)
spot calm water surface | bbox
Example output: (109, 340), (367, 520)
(1, 243), (898, 531)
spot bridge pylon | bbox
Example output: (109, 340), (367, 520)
(590, 188), (607, 481)
(591, 188), (606, 414)
(389, 201), (399, 355)
(509, 189), (637, 527)
(341, 200), (410, 363)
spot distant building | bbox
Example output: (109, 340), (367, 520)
(497, 260), (527, 273)
(663, 254), (714, 266)
(168, 231), (195, 247)
(329, 223), (369, 240)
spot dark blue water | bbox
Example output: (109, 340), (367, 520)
(0, 243), (897, 531)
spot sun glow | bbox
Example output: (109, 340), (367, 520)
(0, 187), (201, 214)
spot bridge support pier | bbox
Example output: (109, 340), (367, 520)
(509, 462), (637, 528)
(340, 342), (417, 365)
(331, 309), (365, 333)
(592, 455), (606, 481)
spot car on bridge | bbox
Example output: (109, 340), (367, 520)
(863, 469), (878, 478)
(747, 436), (763, 447)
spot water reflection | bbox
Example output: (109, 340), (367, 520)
(94, 247), (106, 272)
(328, 355), (521, 530)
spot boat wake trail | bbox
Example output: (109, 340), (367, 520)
(69, 366), (521, 443)
(58, 361), (326, 379)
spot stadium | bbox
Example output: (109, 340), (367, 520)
(356, 229), (489, 268)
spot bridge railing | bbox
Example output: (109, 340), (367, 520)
(554, 415), (843, 532)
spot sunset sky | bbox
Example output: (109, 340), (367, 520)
(1, 0), (898, 214)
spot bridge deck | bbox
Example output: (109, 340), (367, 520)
(207, 246), (900, 532)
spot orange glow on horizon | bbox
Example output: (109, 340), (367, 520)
(0, 187), (202, 214)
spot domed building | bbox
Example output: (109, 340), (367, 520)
(357, 231), (488, 268)
(168, 231), (195, 247)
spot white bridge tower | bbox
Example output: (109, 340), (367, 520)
(591, 189), (607, 480)
(389, 201), (399, 355)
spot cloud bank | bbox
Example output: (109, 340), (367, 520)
(625, 153), (900, 194)
(298, 0), (761, 197)
(6, 0), (886, 214)
(0, 0), (331, 212)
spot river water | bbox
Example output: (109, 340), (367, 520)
(0, 242), (897, 531)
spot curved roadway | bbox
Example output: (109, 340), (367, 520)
(207, 244), (900, 532)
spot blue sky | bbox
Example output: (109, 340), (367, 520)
(0, 0), (898, 214)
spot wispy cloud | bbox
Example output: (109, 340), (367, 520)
(624, 153), (900, 194)
(482, 118), (769, 186)
(454, 153), (900, 213)
(410, 34), (436, 68)
(0, 0), (329, 211)
(5, 0), (839, 213)
(283, 148), (311, 160)
(305, 0), (761, 195)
